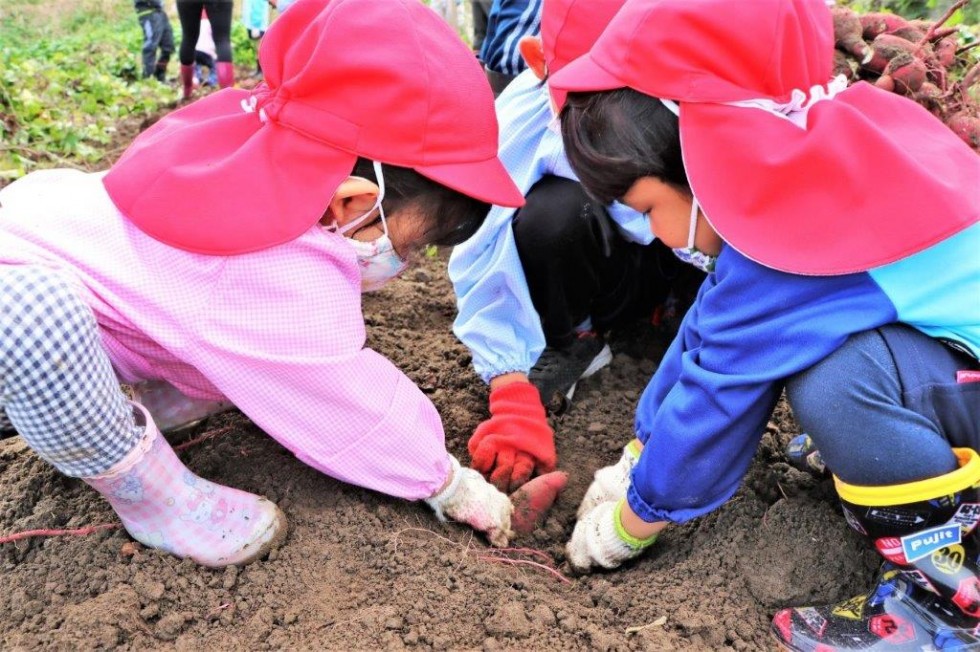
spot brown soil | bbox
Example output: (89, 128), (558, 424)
(0, 253), (879, 651)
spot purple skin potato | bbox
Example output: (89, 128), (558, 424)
(509, 471), (569, 535)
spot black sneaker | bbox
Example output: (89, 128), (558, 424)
(529, 332), (613, 413)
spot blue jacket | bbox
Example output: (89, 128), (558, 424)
(629, 223), (980, 524)
(479, 0), (541, 76)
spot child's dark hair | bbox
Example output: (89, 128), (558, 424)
(350, 158), (491, 247)
(560, 89), (689, 205)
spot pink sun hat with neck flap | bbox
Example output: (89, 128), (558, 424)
(550, 0), (979, 276)
(541, 0), (628, 110)
(104, 0), (524, 256)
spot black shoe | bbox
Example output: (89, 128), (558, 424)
(529, 332), (612, 413)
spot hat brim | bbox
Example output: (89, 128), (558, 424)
(106, 89), (358, 255)
(415, 156), (525, 208)
(680, 85), (980, 275)
(548, 51), (626, 95)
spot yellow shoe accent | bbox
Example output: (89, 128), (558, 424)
(835, 448), (980, 507)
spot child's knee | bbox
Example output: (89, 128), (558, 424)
(0, 267), (95, 365)
(786, 329), (896, 431)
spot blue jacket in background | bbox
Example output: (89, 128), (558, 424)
(479, 0), (541, 76)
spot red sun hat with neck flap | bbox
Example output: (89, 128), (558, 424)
(541, 0), (628, 109)
(104, 0), (524, 256)
(550, 0), (979, 276)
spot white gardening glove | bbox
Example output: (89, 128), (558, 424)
(566, 499), (657, 572)
(577, 441), (641, 518)
(425, 456), (514, 547)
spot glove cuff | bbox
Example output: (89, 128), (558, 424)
(488, 381), (546, 418)
(424, 455), (463, 522)
(613, 499), (658, 550)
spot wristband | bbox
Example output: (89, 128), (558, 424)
(613, 499), (658, 550)
(626, 440), (642, 461)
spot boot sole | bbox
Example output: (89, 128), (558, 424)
(199, 500), (289, 568)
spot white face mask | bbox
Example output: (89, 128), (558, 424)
(671, 195), (718, 273)
(331, 160), (409, 292)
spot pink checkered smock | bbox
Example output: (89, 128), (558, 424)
(0, 169), (449, 500)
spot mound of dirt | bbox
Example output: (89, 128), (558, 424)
(0, 255), (872, 650)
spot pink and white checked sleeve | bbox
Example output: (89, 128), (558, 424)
(185, 243), (451, 501)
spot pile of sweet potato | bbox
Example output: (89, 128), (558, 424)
(831, 2), (979, 152)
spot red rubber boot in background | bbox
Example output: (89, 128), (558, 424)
(216, 61), (235, 89)
(180, 64), (195, 101)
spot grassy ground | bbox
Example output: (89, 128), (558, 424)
(0, 0), (266, 181)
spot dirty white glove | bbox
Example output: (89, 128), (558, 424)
(425, 456), (514, 547)
(577, 441), (641, 518)
(566, 499), (657, 572)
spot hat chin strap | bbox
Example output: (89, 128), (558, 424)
(723, 75), (849, 130)
(659, 98), (680, 116)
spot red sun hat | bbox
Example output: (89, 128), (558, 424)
(550, 0), (979, 275)
(541, 0), (627, 109)
(104, 0), (524, 256)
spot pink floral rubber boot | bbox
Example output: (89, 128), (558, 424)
(84, 402), (286, 567)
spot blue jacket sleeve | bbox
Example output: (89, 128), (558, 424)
(447, 72), (557, 383)
(628, 246), (897, 524)
(449, 202), (546, 382)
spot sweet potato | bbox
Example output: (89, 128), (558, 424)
(885, 53), (927, 95)
(832, 50), (858, 80)
(832, 7), (873, 63)
(908, 19), (935, 33)
(888, 26), (927, 43)
(912, 81), (943, 112)
(859, 12), (909, 40)
(865, 33), (920, 74)
(509, 471), (568, 535)
(934, 37), (958, 68)
(874, 74), (896, 93)
(946, 112), (980, 151)
(915, 81), (943, 100)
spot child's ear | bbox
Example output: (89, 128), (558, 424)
(323, 176), (379, 227)
(519, 36), (546, 80)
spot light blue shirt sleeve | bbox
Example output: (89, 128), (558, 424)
(449, 71), (652, 383)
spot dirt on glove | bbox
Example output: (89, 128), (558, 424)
(0, 253), (873, 651)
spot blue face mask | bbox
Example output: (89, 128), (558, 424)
(672, 196), (717, 273)
(332, 161), (409, 292)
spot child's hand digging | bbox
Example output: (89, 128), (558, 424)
(566, 499), (659, 572)
(426, 456), (514, 546)
(577, 440), (641, 518)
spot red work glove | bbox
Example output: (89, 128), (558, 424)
(468, 381), (556, 493)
